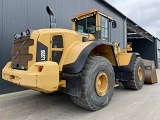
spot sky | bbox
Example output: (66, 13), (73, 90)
(107, 0), (160, 39)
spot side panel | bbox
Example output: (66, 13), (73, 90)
(117, 53), (132, 66)
(118, 53), (139, 71)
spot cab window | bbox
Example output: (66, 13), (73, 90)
(76, 15), (96, 34)
(52, 35), (63, 48)
(100, 16), (109, 39)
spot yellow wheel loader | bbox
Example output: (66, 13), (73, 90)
(2, 6), (156, 110)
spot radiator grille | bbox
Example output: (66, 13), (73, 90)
(11, 36), (34, 70)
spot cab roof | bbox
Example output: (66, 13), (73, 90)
(72, 9), (113, 21)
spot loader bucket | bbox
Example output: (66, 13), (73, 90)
(143, 59), (158, 84)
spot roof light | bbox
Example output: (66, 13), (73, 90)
(14, 34), (21, 39)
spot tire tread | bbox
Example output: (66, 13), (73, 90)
(122, 57), (144, 90)
(71, 56), (114, 110)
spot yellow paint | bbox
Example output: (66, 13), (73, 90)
(28, 30), (39, 68)
(117, 53), (132, 66)
(59, 80), (66, 88)
(93, 45), (117, 66)
(126, 43), (132, 52)
(63, 41), (93, 65)
(51, 48), (64, 51)
(97, 11), (113, 20)
(2, 61), (59, 93)
(97, 13), (100, 31)
(138, 67), (143, 81)
(32, 28), (117, 67)
(72, 21), (76, 30)
(74, 9), (97, 19)
(95, 71), (108, 96)
(72, 9), (113, 21)
(112, 42), (134, 66)
(35, 29), (96, 71)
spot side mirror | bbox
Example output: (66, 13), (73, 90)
(112, 20), (117, 28)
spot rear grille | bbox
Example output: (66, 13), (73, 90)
(11, 36), (34, 70)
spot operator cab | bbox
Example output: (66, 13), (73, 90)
(72, 9), (117, 41)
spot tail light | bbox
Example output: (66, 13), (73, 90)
(38, 66), (43, 72)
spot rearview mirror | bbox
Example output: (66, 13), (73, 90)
(112, 20), (117, 28)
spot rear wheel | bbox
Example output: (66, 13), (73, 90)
(70, 56), (115, 111)
(122, 57), (145, 90)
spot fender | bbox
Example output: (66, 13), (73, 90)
(63, 40), (117, 73)
(118, 52), (140, 71)
(115, 52), (140, 81)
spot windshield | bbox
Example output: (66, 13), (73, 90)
(76, 15), (96, 34)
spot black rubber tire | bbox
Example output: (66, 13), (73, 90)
(70, 56), (115, 111)
(122, 57), (145, 90)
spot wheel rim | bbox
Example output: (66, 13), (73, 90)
(138, 67), (143, 81)
(95, 71), (108, 96)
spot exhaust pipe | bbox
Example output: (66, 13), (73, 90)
(46, 6), (56, 28)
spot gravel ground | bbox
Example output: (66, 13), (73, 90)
(0, 70), (160, 120)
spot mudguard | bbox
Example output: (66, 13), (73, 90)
(115, 53), (140, 81)
(118, 52), (140, 71)
(63, 40), (117, 74)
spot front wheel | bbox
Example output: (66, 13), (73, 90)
(70, 56), (115, 111)
(122, 57), (145, 90)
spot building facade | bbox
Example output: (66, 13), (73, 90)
(0, 0), (159, 94)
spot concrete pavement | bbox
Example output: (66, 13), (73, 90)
(0, 70), (160, 120)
